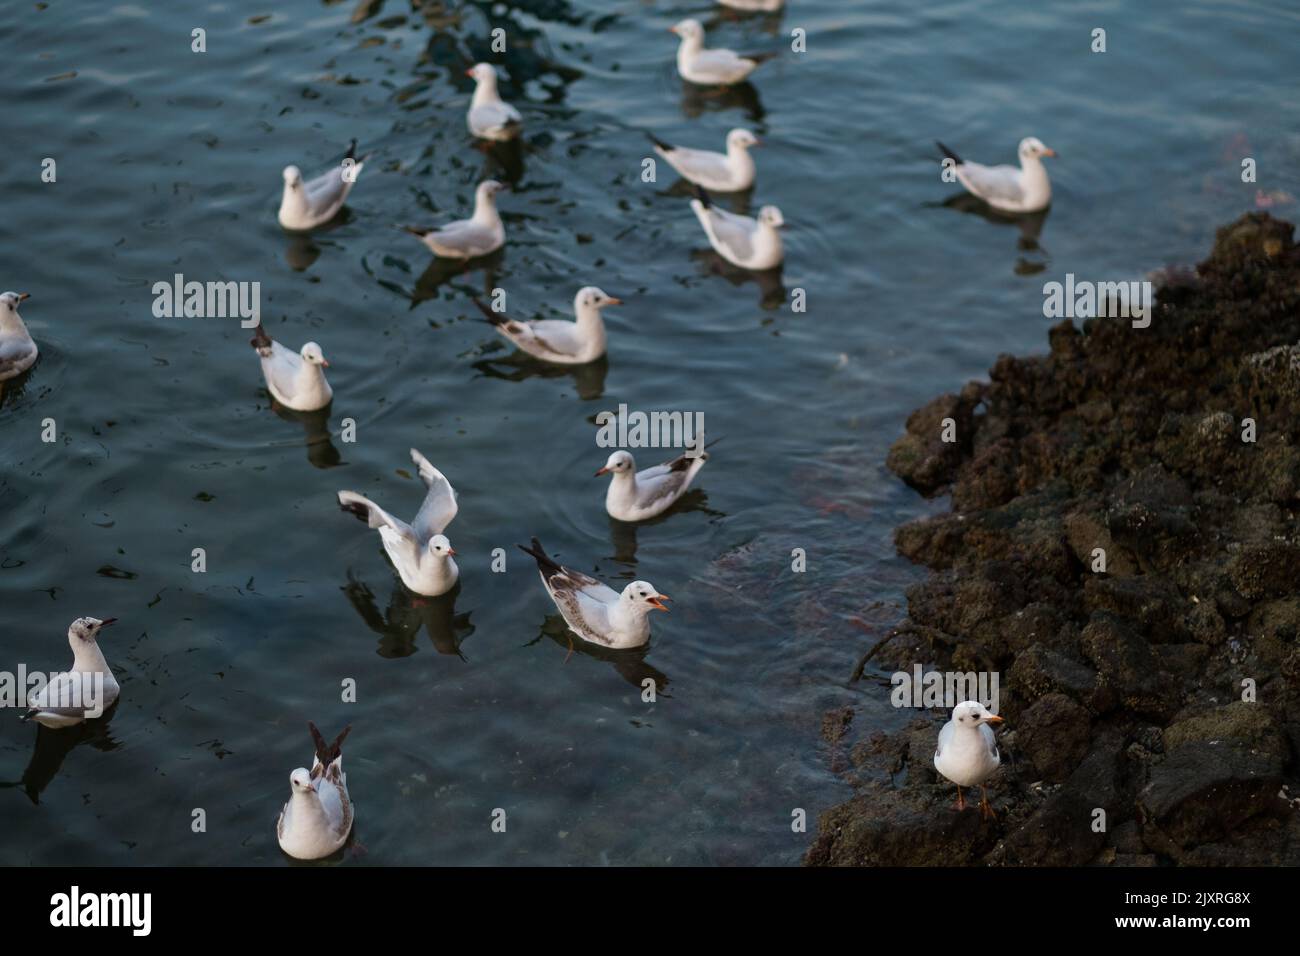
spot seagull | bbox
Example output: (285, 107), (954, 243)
(670, 18), (774, 86)
(337, 449), (460, 597)
(596, 443), (714, 522)
(933, 701), (1004, 820)
(250, 325), (332, 411)
(466, 63), (523, 141)
(472, 286), (621, 365)
(718, 0), (785, 10)
(277, 722), (354, 861)
(517, 537), (669, 649)
(690, 186), (784, 270)
(404, 181), (507, 260)
(22, 617), (119, 728)
(936, 137), (1057, 214)
(278, 140), (367, 231)
(0, 292), (37, 382)
(650, 128), (759, 192)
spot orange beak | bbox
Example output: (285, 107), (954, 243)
(447, 547), (457, 556)
(985, 715), (1004, 724)
(18, 292), (31, 301)
(321, 359), (331, 368)
(1042, 148), (1057, 158)
(605, 297), (623, 306)
(464, 68), (474, 78)
(648, 594), (671, 612)
(594, 466), (609, 477)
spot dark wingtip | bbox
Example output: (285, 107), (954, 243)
(347, 139), (358, 161)
(250, 324), (272, 350)
(402, 225), (430, 237)
(471, 296), (506, 326)
(646, 131), (673, 152)
(309, 721), (351, 765)
(936, 140), (962, 165)
(694, 184), (712, 209)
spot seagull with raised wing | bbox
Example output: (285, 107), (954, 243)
(650, 128), (759, 192)
(466, 63), (522, 141)
(22, 617), (119, 728)
(250, 325), (332, 411)
(337, 449), (460, 596)
(0, 292), (37, 382)
(670, 18), (774, 86)
(473, 286), (621, 365)
(278, 140), (367, 231)
(936, 137), (1056, 214)
(933, 701), (1004, 820)
(277, 722), (354, 860)
(690, 186), (784, 270)
(518, 537), (669, 649)
(404, 180), (507, 260)
(596, 442), (713, 522)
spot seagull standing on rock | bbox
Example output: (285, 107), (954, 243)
(670, 18), (774, 86)
(278, 140), (367, 231)
(650, 128), (759, 192)
(0, 292), (37, 382)
(22, 617), (119, 728)
(690, 186), (784, 270)
(936, 137), (1057, 214)
(596, 445), (713, 522)
(277, 722), (354, 861)
(473, 286), (621, 365)
(518, 537), (669, 649)
(250, 326), (332, 411)
(933, 700), (1004, 820)
(338, 449), (460, 596)
(466, 63), (522, 141)
(405, 180), (507, 260)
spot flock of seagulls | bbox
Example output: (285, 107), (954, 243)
(5, 0), (1049, 858)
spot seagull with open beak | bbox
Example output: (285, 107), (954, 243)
(933, 700), (1004, 820)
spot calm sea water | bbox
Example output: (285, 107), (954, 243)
(2, 0), (1297, 865)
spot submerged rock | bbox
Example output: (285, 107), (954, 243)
(809, 214), (1300, 867)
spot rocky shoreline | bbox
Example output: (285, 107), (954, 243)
(807, 213), (1300, 866)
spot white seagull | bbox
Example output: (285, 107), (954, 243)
(650, 128), (759, 192)
(278, 140), (367, 231)
(718, 0), (785, 10)
(690, 186), (784, 270)
(277, 722), (354, 861)
(933, 700), (1004, 819)
(596, 445), (713, 522)
(0, 292), (37, 382)
(473, 286), (621, 365)
(250, 325), (332, 411)
(466, 63), (523, 142)
(22, 617), (120, 729)
(404, 180), (507, 260)
(670, 18), (774, 86)
(518, 537), (669, 649)
(337, 449), (460, 597)
(937, 137), (1057, 214)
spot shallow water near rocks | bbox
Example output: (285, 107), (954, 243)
(1, 0), (1296, 865)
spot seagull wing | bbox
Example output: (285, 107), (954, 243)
(261, 339), (303, 398)
(934, 718), (954, 761)
(702, 206), (756, 261)
(27, 672), (95, 718)
(980, 722), (1000, 761)
(337, 490), (417, 541)
(956, 161), (1024, 206)
(661, 145), (729, 183)
(409, 449), (458, 540)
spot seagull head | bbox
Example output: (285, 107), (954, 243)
(622, 581), (670, 613)
(670, 18), (703, 41)
(951, 700), (1003, 727)
(427, 533), (457, 559)
(282, 165), (303, 189)
(594, 449), (635, 477)
(1019, 137), (1056, 160)
(300, 342), (330, 368)
(758, 205), (785, 228)
(68, 616), (117, 644)
(575, 286), (623, 313)
(478, 180), (507, 203)
(289, 768), (315, 794)
(728, 129), (760, 151)
(0, 291), (30, 315)
(465, 62), (497, 85)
